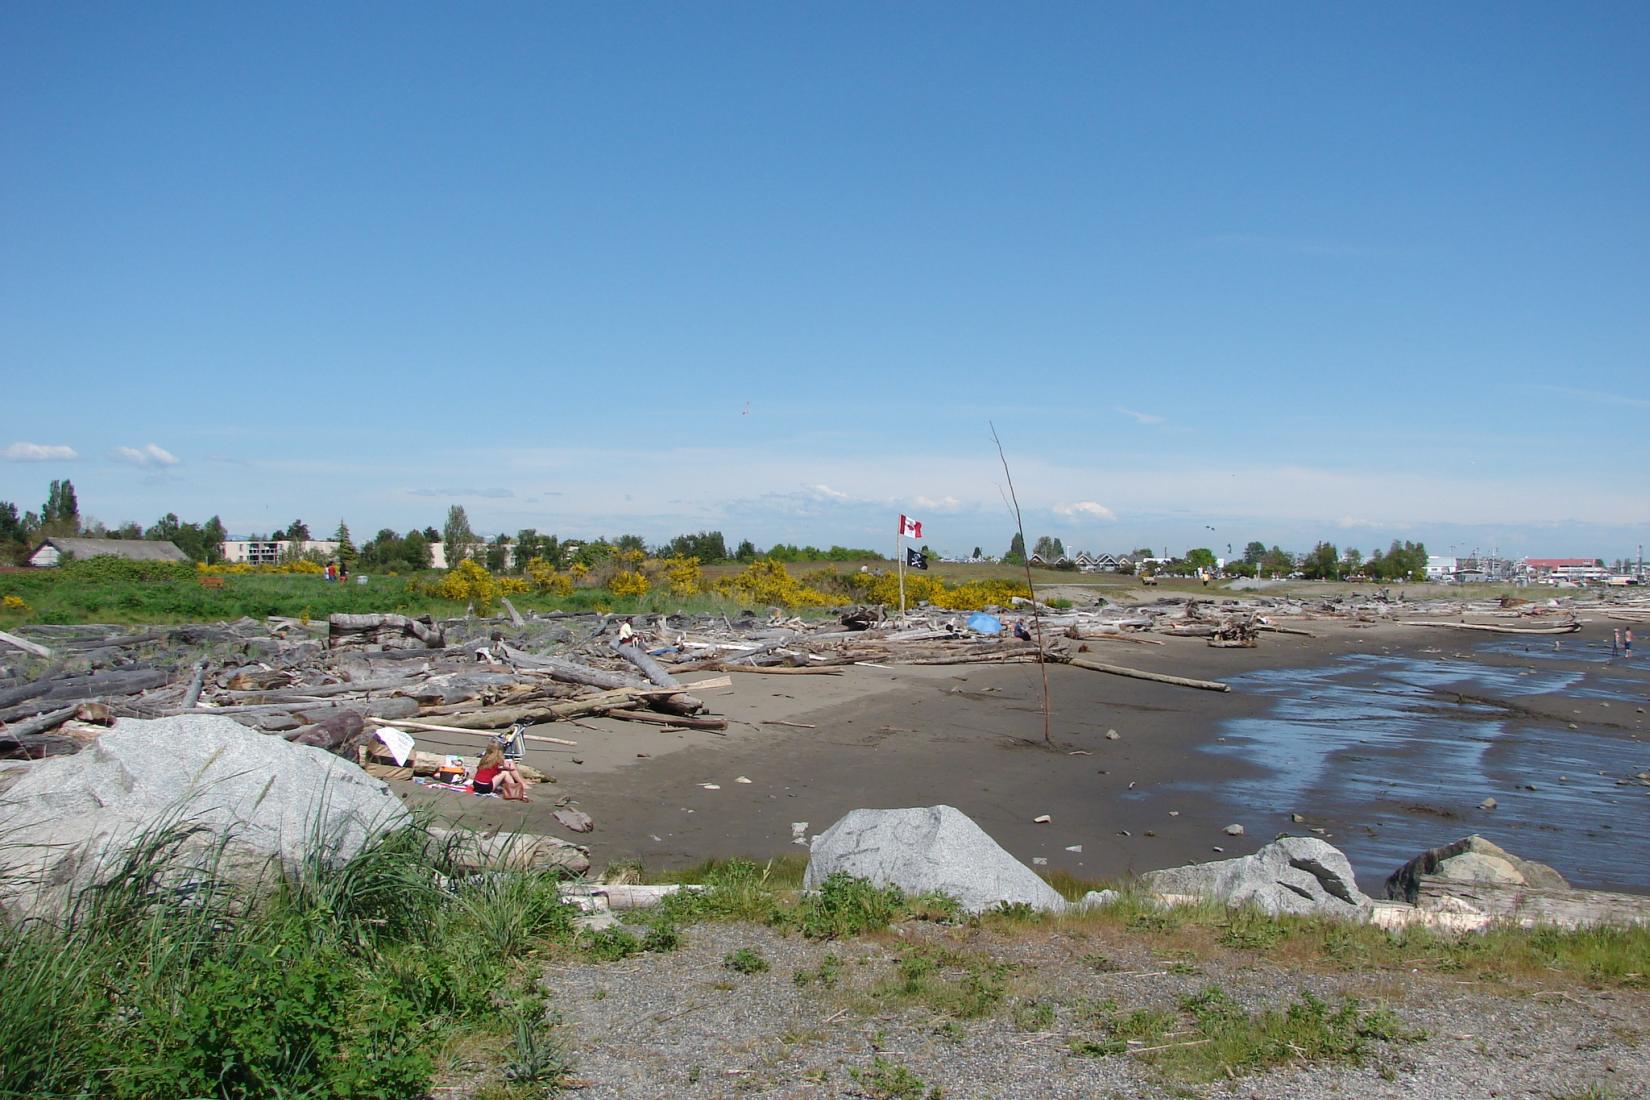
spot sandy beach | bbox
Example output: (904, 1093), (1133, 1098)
(398, 616), (1650, 895)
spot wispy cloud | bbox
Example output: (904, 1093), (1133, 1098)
(1055, 500), (1117, 520)
(1115, 406), (1165, 426)
(1530, 385), (1650, 410)
(914, 495), (961, 511)
(113, 443), (179, 467)
(809, 484), (850, 501)
(405, 487), (516, 499)
(3, 441), (78, 461)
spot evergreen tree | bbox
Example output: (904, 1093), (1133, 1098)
(334, 520), (357, 565)
(282, 519), (311, 542)
(41, 479), (80, 537)
(734, 539), (757, 563)
(1004, 532), (1027, 564)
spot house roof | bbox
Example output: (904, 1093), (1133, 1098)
(36, 537), (191, 563)
(1523, 558), (1595, 568)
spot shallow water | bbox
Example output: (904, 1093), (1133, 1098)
(1184, 650), (1650, 893)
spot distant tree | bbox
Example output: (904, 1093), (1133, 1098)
(1185, 547), (1217, 572)
(0, 501), (24, 564)
(442, 506), (474, 566)
(0, 502), (22, 544)
(1003, 532), (1027, 564)
(734, 538), (757, 563)
(1343, 547), (1363, 573)
(485, 533), (512, 573)
(1132, 547), (1156, 560)
(333, 521), (357, 565)
(971, 546), (982, 560)
(281, 519), (311, 542)
(1259, 545), (1294, 577)
(1242, 540), (1267, 566)
(614, 533), (648, 554)
(1224, 560), (1257, 578)
(1302, 541), (1340, 580)
(668, 530), (729, 563)
(147, 513), (182, 542)
(41, 479), (80, 537)
(1032, 535), (1057, 560)
(423, 526), (441, 543)
(402, 529), (432, 569)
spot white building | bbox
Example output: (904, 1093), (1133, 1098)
(220, 539), (340, 566)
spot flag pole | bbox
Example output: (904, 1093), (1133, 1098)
(897, 527), (906, 618)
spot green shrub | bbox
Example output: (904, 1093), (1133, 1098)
(723, 947), (770, 974)
(789, 872), (906, 939)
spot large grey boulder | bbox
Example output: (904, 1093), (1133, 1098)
(804, 805), (1066, 914)
(1139, 836), (1371, 917)
(0, 714), (411, 921)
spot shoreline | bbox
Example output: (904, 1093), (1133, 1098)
(400, 616), (1650, 896)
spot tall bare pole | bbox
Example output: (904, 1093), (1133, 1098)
(990, 422), (1051, 745)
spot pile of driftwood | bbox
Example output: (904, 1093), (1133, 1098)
(3, 586), (1645, 762)
(0, 612), (732, 762)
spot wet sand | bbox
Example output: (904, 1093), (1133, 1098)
(399, 618), (1650, 895)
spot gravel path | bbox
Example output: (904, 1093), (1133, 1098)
(541, 919), (1648, 1099)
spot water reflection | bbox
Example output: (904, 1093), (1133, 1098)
(1188, 652), (1650, 893)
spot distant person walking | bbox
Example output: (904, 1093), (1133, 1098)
(1614, 628), (1622, 657)
(1627, 628), (1634, 657)
(326, 562), (336, 583)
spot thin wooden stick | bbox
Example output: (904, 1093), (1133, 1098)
(991, 421), (1050, 745)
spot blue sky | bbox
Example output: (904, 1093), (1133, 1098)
(3, 3), (1647, 562)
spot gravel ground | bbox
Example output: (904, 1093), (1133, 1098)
(537, 919), (1649, 1099)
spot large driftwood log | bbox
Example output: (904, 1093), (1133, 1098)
(612, 640), (704, 715)
(1413, 876), (1650, 929)
(1400, 620), (1581, 635)
(602, 708), (729, 730)
(502, 644), (642, 687)
(1057, 655), (1230, 692)
(328, 613), (445, 650)
(0, 629), (52, 659)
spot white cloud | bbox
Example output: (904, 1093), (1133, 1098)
(4, 441), (78, 461)
(914, 495), (960, 511)
(808, 484), (850, 501)
(114, 443), (180, 467)
(1055, 500), (1117, 520)
(1115, 406), (1165, 425)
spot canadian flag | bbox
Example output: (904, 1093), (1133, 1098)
(898, 514), (923, 539)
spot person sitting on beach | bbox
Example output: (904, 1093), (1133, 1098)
(472, 744), (529, 801)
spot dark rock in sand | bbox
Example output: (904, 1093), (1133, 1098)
(1383, 834), (1570, 904)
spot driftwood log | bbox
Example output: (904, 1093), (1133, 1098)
(1057, 655), (1230, 693)
(328, 613), (445, 651)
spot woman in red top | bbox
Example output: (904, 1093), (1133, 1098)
(472, 744), (528, 801)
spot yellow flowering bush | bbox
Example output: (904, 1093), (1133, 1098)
(436, 559), (500, 611)
(840, 571), (1030, 610)
(499, 576), (531, 595)
(609, 570), (650, 598)
(202, 560), (325, 576)
(659, 555), (703, 597)
(568, 562), (591, 583)
(524, 556), (574, 596)
(1, 595), (28, 613)
(714, 561), (834, 608)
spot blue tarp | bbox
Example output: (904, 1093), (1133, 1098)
(967, 612), (1003, 635)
